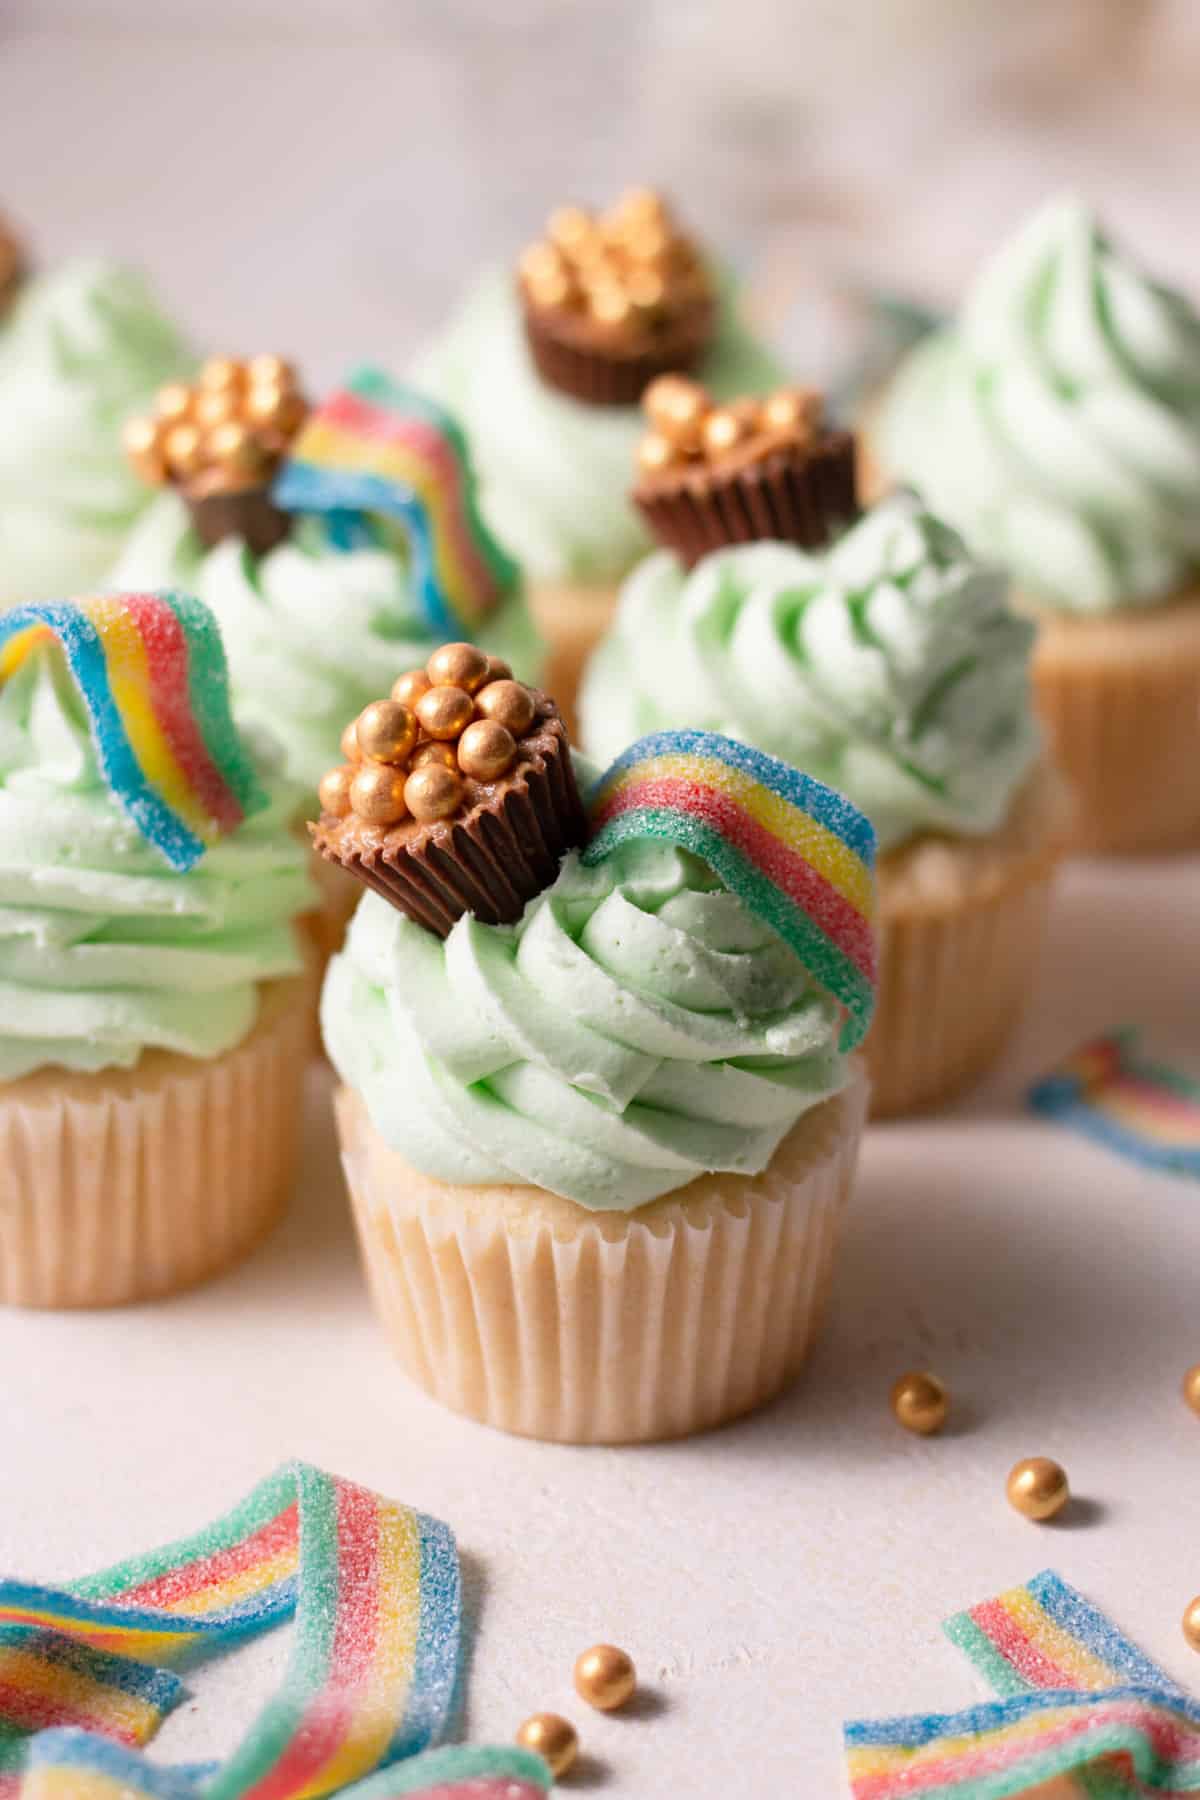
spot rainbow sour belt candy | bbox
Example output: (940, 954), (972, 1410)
(1029, 1029), (1200, 1181)
(0, 592), (266, 872)
(845, 1569), (1191, 1799)
(274, 369), (521, 641)
(0, 1461), (490, 1800)
(585, 730), (878, 1050)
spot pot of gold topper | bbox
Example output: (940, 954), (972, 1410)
(517, 187), (715, 406)
(311, 644), (588, 935)
(0, 212), (26, 319)
(632, 375), (859, 565)
(123, 355), (310, 556)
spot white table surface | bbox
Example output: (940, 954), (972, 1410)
(3, 15), (1200, 1796)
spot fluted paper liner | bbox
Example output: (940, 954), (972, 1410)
(522, 297), (714, 406)
(336, 1067), (867, 1444)
(0, 977), (309, 1308)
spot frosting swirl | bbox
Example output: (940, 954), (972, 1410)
(321, 838), (846, 1209)
(0, 648), (312, 1079)
(413, 270), (784, 582)
(0, 260), (191, 606)
(878, 198), (1200, 611)
(110, 496), (542, 791)
(578, 493), (1038, 852)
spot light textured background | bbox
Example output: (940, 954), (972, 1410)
(1, 6), (1199, 1795)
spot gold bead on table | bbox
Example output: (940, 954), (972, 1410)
(574, 1644), (636, 1712)
(349, 763), (408, 826)
(415, 684), (475, 741)
(318, 765), (355, 818)
(355, 699), (418, 766)
(409, 741), (459, 773)
(475, 679), (535, 736)
(457, 719), (516, 781)
(123, 416), (168, 484)
(1183, 1364), (1200, 1417)
(890, 1372), (948, 1437)
(1183, 1596), (1200, 1652)
(643, 375), (708, 449)
(516, 1713), (578, 1780)
(391, 668), (432, 709)
(404, 762), (464, 823)
(340, 721), (363, 765)
(426, 642), (492, 694)
(1006, 1457), (1070, 1522)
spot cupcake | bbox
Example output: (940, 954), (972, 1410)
(0, 590), (315, 1308)
(113, 361), (542, 960)
(873, 197), (1200, 853)
(579, 417), (1066, 1117)
(0, 228), (191, 608)
(414, 188), (783, 730)
(315, 659), (876, 1443)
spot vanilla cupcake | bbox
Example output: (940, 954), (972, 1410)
(315, 658), (876, 1443)
(581, 450), (1066, 1116)
(0, 591), (314, 1307)
(874, 197), (1200, 853)
(414, 188), (782, 730)
(0, 230), (190, 608)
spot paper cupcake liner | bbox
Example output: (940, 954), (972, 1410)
(0, 978), (309, 1308)
(335, 1067), (867, 1444)
(527, 578), (621, 740)
(521, 299), (713, 406)
(1030, 592), (1200, 853)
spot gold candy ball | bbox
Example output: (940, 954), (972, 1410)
(409, 740), (458, 773)
(155, 381), (195, 425)
(475, 679), (535, 737)
(1006, 1457), (1070, 1522)
(762, 386), (819, 434)
(486, 656), (513, 683)
(1183, 1596), (1200, 1652)
(199, 356), (245, 395)
(588, 285), (632, 327)
(637, 431), (678, 476)
(574, 1644), (636, 1712)
(243, 383), (293, 432)
(615, 185), (666, 225)
(247, 353), (296, 391)
(643, 374), (708, 449)
(516, 1713), (577, 1780)
(162, 423), (205, 478)
(404, 763), (464, 823)
(415, 684), (475, 741)
(548, 205), (593, 253)
(349, 763), (408, 826)
(123, 416), (168, 484)
(890, 1371), (948, 1437)
(1183, 1364), (1200, 1417)
(702, 406), (753, 457)
(193, 388), (240, 431)
(457, 719), (516, 781)
(318, 765), (355, 818)
(340, 721), (363, 765)
(355, 699), (418, 766)
(391, 668), (432, 708)
(427, 641), (491, 694)
(205, 420), (266, 478)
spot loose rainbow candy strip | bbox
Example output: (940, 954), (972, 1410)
(845, 1569), (1196, 1799)
(274, 368), (521, 640)
(1029, 1029), (1200, 1180)
(0, 593), (266, 872)
(0, 1461), (524, 1800)
(584, 731), (878, 1050)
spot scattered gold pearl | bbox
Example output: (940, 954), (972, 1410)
(762, 386), (820, 434)
(457, 719), (516, 781)
(1183, 1364), (1200, 1417)
(890, 1372), (948, 1437)
(123, 416), (168, 484)
(340, 721), (363, 765)
(409, 740), (459, 773)
(318, 765), (355, 818)
(516, 1714), (577, 1780)
(198, 356), (245, 394)
(404, 763), (464, 823)
(247, 353), (296, 390)
(475, 679), (535, 736)
(162, 423), (205, 478)
(155, 381), (194, 425)
(427, 642), (491, 694)
(643, 374), (708, 448)
(349, 763), (408, 826)
(391, 668), (432, 708)
(1183, 1596), (1200, 1652)
(355, 699), (418, 766)
(416, 684), (475, 741)
(574, 1644), (636, 1712)
(1006, 1457), (1070, 1522)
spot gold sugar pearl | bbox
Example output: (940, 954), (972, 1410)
(588, 286), (632, 327)
(356, 698), (418, 766)
(644, 375), (708, 447)
(702, 406), (754, 457)
(247, 353), (296, 391)
(416, 684), (475, 741)
(341, 720), (363, 765)
(198, 356), (245, 395)
(574, 1644), (636, 1712)
(457, 719), (516, 781)
(409, 741), (458, 773)
(391, 668), (432, 709)
(547, 205), (594, 253)
(1183, 1596), (1200, 1653)
(404, 762), (464, 823)
(426, 642), (491, 694)
(890, 1372), (948, 1437)
(349, 763), (408, 826)
(622, 221), (672, 267)
(627, 269), (666, 313)
(318, 765), (355, 818)
(155, 382), (195, 425)
(206, 420), (267, 478)
(123, 416), (168, 484)
(485, 656), (513, 683)
(516, 1714), (577, 1780)
(519, 242), (566, 285)
(762, 386), (821, 435)
(1183, 1364), (1200, 1416)
(475, 679), (535, 737)
(194, 388), (241, 431)
(242, 384), (296, 433)
(637, 432), (679, 476)
(526, 268), (577, 312)
(614, 185), (667, 224)
(1006, 1457), (1070, 1522)
(163, 423), (205, 478)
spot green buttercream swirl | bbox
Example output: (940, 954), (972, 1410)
(321, 839), (846, 1209)
(0, 647), (313, 1080)
(578, 493), (1038, 852)
(878, 197), (1200, 611)
(0, 260), (191, 607)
